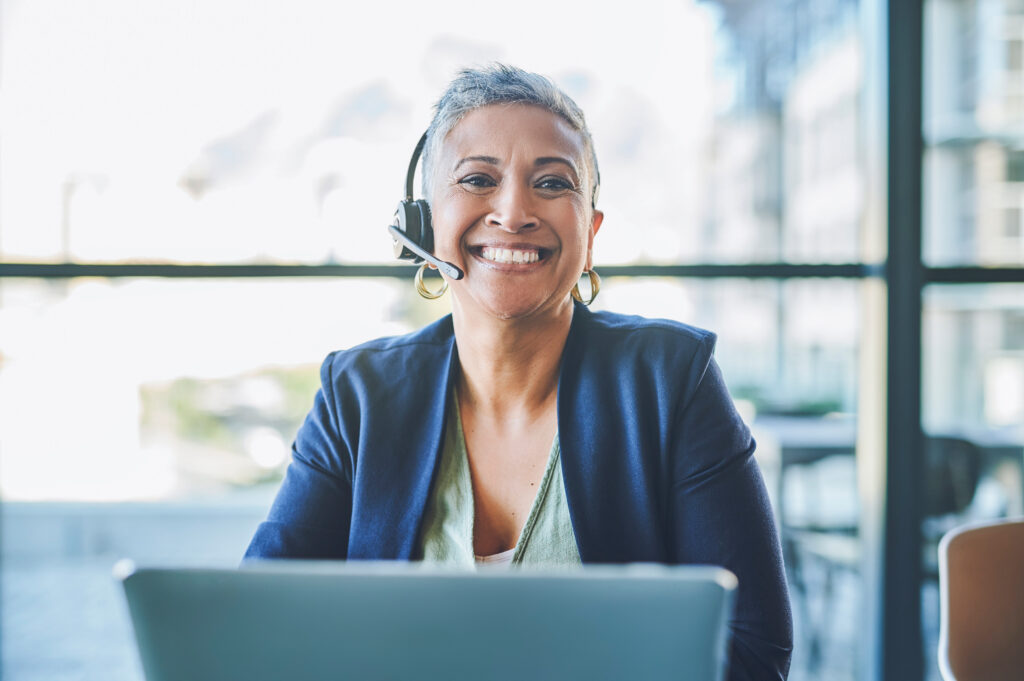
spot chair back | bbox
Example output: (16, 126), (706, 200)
(938, 517), (1024, 681)
(924, 437), (982, 517)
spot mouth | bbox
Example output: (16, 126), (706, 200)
(471, 245), (550, 265)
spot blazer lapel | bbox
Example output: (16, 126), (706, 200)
(557, 303), (668, 564)
(346, 320), (459, 560)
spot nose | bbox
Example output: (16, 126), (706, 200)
(484, 181), (537, 232)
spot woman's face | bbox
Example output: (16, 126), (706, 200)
(429, 103), (603, 322)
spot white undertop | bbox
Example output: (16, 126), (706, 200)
(475, 548), (516, 567)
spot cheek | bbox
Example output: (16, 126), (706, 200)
(566, 206), (593, 246)
(428, 198), (471, 256)
(429, 217), (457, 256)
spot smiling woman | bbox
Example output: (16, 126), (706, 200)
(244, 64), (793, 681)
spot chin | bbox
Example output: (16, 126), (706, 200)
(452, 279), (576, 323)
(481, 295), (573, 323)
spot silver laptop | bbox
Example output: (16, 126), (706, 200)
(117, 560), (736, 681)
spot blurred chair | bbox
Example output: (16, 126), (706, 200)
(922, 437), (985, 577)
(938, 517), (1024, 681)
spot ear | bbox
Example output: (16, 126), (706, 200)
(585, 210), (604, 270)
(591, 209), (604, 237)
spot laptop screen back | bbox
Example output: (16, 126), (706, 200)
(118, 561), (736, 681)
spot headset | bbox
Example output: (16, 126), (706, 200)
(387, 133), (465, 280)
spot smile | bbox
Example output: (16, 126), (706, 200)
(478, 246), (542, 264)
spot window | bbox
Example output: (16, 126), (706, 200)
(7, 2), (1021, 681)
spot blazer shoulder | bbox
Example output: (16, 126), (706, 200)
(566, 307), (720, 406)
(319, 315), (456, 393)
(582, 308), (717, 358)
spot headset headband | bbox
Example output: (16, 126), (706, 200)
(406, 132), (427, 202)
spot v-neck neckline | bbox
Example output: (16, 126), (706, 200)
(451, 386), (561, 564)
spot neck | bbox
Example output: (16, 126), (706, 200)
(451, 298), (575, 419)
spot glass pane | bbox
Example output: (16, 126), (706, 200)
(924, 0), (1024, 265)
(0, 275), (451, 679)
(921, 283), (1024, 681)
(2, 275), (864, 680)
(0, 277), (448, 500)
(922, 284), (1024, 510)
(0, 0), (719, 266)
(706, 1), (865, 264)
(0, 0), (868, 268)
(599, 276), (863, 681)
(1, 1), (875, 679)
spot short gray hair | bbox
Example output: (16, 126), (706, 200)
(422, 63), (600, 207)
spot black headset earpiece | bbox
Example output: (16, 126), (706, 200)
(388, 133), (464, 280)
(391, 133), (433, 262)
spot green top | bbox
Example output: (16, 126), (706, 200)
(417, 389), (581, 568)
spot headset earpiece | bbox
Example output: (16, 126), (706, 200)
(387, 133), (464, 280)
(390, 133), (433, 263)
(392, 198), (432, 262)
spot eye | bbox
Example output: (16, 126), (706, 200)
(535, 176), (575, 192)
(458, 174), (497, 189)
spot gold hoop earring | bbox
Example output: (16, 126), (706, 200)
(415, 262), (448, 299)
(571, 269), (600, 306)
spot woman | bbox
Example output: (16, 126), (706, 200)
(246, 64), (792, 679)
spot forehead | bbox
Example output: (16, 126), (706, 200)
(439, 103), (587, 166)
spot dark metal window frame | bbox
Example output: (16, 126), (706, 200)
(2, 262), (1021, 282)
(2, 2), (1024, 680)
(0, 262), (877, 279)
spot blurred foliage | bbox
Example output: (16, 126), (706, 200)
(733, 384), (844, 416)
(139, 364), (321, 487)
(271, 364), (324, 424)
(155, 377), (234, 447)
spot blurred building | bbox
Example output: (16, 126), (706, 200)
(924, 0), (1024, 440)
(705, 3), (1024, 679)
(704, 0), (861, 415)
(703, 0), (1022, 426)
(926, 0), (1024, 265)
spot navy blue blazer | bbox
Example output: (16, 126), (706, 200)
(246, 303), (793, 680)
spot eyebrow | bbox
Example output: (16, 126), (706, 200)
(453, 156), (500, 172)
(453, 155), (580, 177)
(534, 157), (579, 177)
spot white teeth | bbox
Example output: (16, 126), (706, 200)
(480, 246), (540, 264)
